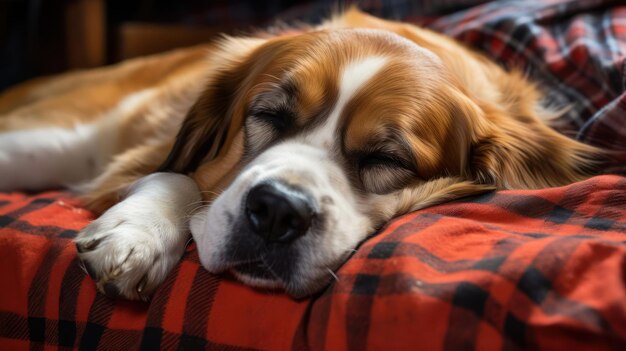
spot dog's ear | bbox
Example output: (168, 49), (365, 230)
(158, 37), (269, 173)
(467, 98), (603, 189)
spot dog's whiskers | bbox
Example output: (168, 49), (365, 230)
(78, 259), (89, 275)
(185, 236), (194, 248)
(199, 189), (222, 197)
(178, 202), (215, 222)
(327, 268), (340, 282)
(189, 201), (214, 213)
(188, 198), (209, 206)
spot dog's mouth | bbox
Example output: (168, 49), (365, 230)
(228, 260), (285, 290)
(231, 260), (275, 280)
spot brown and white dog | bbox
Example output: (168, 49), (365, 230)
(0, 9), (602, 300)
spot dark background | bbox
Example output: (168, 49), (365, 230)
(0, 0), (485, 91)
(0, 0), (310, 90)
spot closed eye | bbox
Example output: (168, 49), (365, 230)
(357, 151), (415, 194)
(359, 152), (411, 170)
(251, 110), (291, 131)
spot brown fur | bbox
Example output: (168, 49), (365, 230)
(0, 8), (603, 215)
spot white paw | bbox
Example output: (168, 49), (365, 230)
(74, 200), (188, 301)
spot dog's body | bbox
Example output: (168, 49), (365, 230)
(0, 10), (602, 300)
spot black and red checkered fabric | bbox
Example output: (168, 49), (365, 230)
(1, 0), (626, 350)
(426, 0), (626, 157)
(1, 176), (626, 350)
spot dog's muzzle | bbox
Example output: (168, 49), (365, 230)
(192, 141), (372, 297)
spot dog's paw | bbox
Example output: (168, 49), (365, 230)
(74, 203), (188, 301)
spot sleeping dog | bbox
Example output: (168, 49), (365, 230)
(0, 9), (602, 300)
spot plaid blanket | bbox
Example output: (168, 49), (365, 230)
(1, 0), (626, 350)
(1, 176), (625, 350)
(426, 0), (626, 157)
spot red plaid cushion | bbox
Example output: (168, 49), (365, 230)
(1, 175), (626, 350)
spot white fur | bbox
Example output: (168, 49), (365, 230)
(191, 57), (389, 295)
(305, 56), (387, 147)
(116, 88), (156, 113)
(0, 88), (156, 192)
(75, 173), (200, 300)
(0, 86), (203, 300)
(0, 125), (106, 191)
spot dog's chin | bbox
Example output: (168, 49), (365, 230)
(229, 261), (283, 290)
(225, 261), (327, 299)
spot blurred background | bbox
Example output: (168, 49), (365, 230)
(1, 0), (624, 160)
(0, 0), (485, 90)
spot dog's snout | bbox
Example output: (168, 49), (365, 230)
(245, 183), (313, 243)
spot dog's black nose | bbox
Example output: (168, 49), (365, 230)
(245, 183), (314, 243)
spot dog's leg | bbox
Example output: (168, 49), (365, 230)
(77, 141), (175, 213)
(0, 125), (112, 191)
(74, 172), (201, 300)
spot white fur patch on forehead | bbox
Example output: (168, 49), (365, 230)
(338, 56), (388, 105)
(305, 56), (388, 146)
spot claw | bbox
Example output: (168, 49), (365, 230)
(103, 282), (120, 298)
(84, 261), (99, 279)
(110, 266), (122, 278)
(75, 237), (103, 253)
(137, 275), (148, 294)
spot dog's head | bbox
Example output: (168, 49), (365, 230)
(160, 16), (600, 297)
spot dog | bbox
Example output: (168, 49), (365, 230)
(0, 9), (603, 300)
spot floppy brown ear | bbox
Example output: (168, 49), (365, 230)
(158, 37), (268, 173)
(469, 100), (604, 189)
